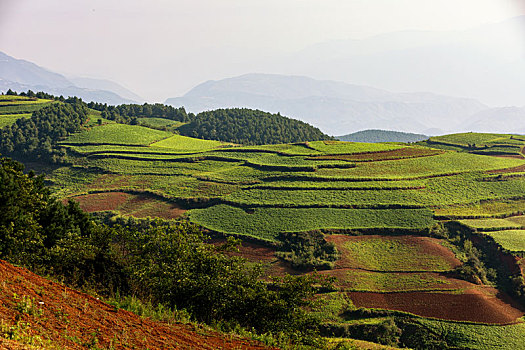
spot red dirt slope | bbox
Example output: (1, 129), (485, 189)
(0, 260), (272, 350)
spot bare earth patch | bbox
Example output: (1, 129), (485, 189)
(0, 259), (273, 350)
(66, 191), (186, 219)
(348, 288), (524, 324)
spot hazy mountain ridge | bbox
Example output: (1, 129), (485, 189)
(274, 16), (525, 107)
(338, 130), (428, 143)
(166, 73), (488, 135)
(0, 51), (140, 104)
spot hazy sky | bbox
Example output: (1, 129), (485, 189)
(1, 0), (524, 101)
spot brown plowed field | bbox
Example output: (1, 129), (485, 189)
(308, 148), (443, 162)
(348, 288), (524, 324)
(488, 164), (525, 174)
(0, 260), (273, 350)
(67, 191), (186, 219)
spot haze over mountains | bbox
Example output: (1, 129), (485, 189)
(0, 51), (142, 105)
(166, 73), (516, 136)
(270, 16), (525, 108)
(2, 16), (525, 136)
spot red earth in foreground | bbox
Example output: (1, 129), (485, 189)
(0, 259), (273, 350)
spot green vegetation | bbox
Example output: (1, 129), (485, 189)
(0, 113), (31, 127)
(459, 218), (524, 231)
(0, 102), (88, 163)
(276, 231), (340, 270)
(4, 93), (525, 349)
(87, 102), (192, 123)
(0, 155), (334, 346)
(151, 134), (230, 151)
(435, 199), (525, 218)
(178, 108), (332, 145)
(306, 140), (402, 154)
(188, 205), (435, 241)
(63, 123), (173, 145)
(423, 132), (525, 157)
(339, 237), (455, 272)
(413, 318), (525, 350)
(483, 230), (525, 254)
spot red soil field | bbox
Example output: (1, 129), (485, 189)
(0, 259), (273, 350)
(308, 148), (443, 162)
(208, 236), (525, 324)
(348, 288), (524, 324)
(67, 191), (186, 219)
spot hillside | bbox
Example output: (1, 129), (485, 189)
(338, 130), (428, 143)
(2, 95), (525, 349)
(165, 73), (487, 135)
(0, 258), (271, 350)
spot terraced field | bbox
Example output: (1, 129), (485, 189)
(425, 132), (525, 157)
(0, 95), (55, 127)
(44, 121), (525, 347)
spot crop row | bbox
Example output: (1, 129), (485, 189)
(188, 205), (435, 241)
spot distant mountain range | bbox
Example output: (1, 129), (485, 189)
(3, 50), (524, 136)
(0, 51), (142, 104)
(270, 16), (525, 107)
(166, 73), (498, 135)
(338, 130), (428, 143)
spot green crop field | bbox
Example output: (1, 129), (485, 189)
(337, 236), (456, 272)
(435, 199), (525, 218)
(0, 99), (55, 114)
(0, 113), (32, 127)
(415, 318), (525, 349)
(150, 134), (230, 150)
(459, 218), (524, 231)
(63, 123), (173, 145)
(429, 133), (514, 146)
(137, 117), (185, 128)
(188, 205), (435, 241)
(483, 230), (525, 253)
(306, 140), (403, 154)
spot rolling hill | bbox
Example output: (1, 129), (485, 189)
(2, 95), (525, 349)
(165, 73), (487, 135)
